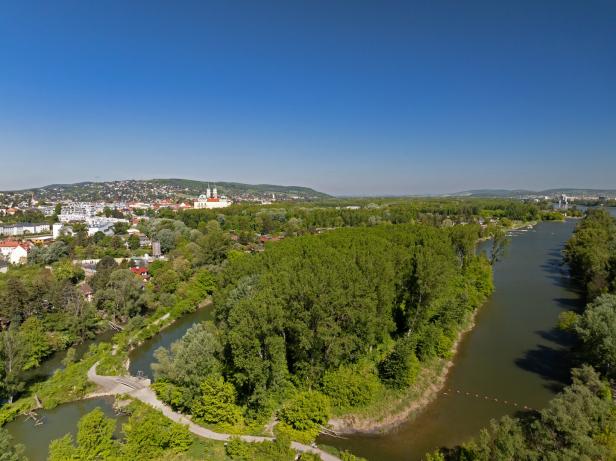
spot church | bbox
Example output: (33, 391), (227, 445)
(194, 186), (231, 209)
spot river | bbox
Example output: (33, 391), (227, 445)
(8, 214), (613, 461)
(319, 219), (584, 460)
(6, 307), (213, 460)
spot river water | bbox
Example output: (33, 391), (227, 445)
(319, 220), (583, 460)
(6, 308), (213, 460)
(6, 397), (127, 461)
(128, 306), (213, 380)
(9, 214), (613, 461)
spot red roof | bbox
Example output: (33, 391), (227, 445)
(130, 267), (149, 275)
(0, 240), (20, 248)
(206, 198), (220, 202)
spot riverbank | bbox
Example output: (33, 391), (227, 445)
(329, 308), (479, 434)
(321, 219), (582, 461)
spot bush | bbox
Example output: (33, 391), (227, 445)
(190, 375), (244, 427)
(378, 337), (421, 389)
(122, 403), (192, 459)
(321, 364), (381, 409)
(151, 381), (195, 413)
(278, 390), (330, 432)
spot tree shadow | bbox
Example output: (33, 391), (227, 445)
(515, 328), (573, 392)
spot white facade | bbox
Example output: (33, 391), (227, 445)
(0, 223), (50, 236)
(193, 186), (231, 209)
(0, 244), (28, 264)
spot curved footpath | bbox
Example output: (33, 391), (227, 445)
(87, 363), (340, 461)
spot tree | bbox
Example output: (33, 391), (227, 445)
(53, 259), (85, 283)
(19, 316), (51, 370)
(152, 322), (222, 390)
(573, 294), (616, 379)
(122, 405), (192, 459)
(378, 336), (421, 389)
(0, 427), (27, 461)
(278, 390), (331, 432)
(113, 222), (129, 235)
(48, 434), (78, 461)
(0, 326), (27, 403)
(156, 229), (177, 253)
(191, 375), (244, 426)
(487, 226), (509, 265)
(76, 408), (117, 460)
(321, 363), (381, 409)
(127, 234), (140, 250)
(95, 269), (144, 321)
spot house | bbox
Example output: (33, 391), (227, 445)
(139, 235), (152, 247)
(130, 266), (150, 280)
(79, 283), (94, 302)
(0, 240), (29, 264)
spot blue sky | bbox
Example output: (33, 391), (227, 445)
(1, 1), (615, 195)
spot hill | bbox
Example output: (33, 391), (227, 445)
(1, 179), (331, 202)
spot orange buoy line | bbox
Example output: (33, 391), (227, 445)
(441, 388), (535, 411)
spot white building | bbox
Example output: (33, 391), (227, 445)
(0, 223), (50, 236)
(194, 186), (231, 209)
(0, 241), (29, 265)
(58, 202), (98, 222)
(52, 217), (128, 238)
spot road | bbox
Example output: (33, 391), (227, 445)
(88, 362), (341, 461)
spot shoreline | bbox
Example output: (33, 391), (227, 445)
(329, 306), (480, 435)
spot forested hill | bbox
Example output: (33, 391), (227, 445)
(2, 179), (331, 201)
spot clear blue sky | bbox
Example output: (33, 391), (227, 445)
(1, 1), (615, 195)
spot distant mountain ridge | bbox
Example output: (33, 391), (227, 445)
(1, 178), (331, 201)
(450, 188), (616, 198)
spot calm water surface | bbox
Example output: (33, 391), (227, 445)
(8, 308), (213, 460)
(320, 220), (583, 460)
(128, 306), (213, 379)
(6, 397), (127, 461)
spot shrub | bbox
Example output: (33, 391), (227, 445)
(378, 337), (421, 389)
(321, 364), (381, 409)
(191, 375), (244, 427)
(278, 390), (330, 432)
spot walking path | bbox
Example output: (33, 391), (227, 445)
(88, 362), (340, 461)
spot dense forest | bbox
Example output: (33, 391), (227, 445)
(431, 209), (616, 461)
(150, 222), (493, 441)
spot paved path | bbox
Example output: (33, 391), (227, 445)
(88, 362), (340, 461)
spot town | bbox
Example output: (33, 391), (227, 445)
(0, 182), (278, 270)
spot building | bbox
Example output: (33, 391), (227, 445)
(58, 202), (98, 222)
(152, 240), (162, 257)
(0, 223), (50, 236)
(130, 266), (150, 281)
(194, 186), (231, 209)
(79, 283), (94, 302)
(0, 240), (29, 265)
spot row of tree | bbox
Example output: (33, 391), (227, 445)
(564, 208), (616, 299)
(175, 198), (547, 237)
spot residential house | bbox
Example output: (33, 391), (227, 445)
(0, 240), (29, 264)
